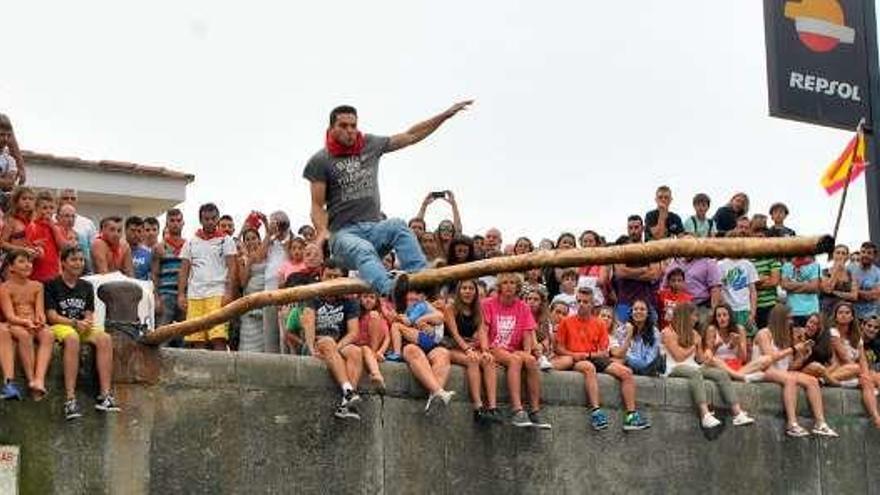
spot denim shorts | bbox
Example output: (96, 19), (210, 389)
(417, 332), (438, 353)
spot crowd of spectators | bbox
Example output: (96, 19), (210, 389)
(3, 111), (880, 436)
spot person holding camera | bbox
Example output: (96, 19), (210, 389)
(415, 190), (462, 256)
(304, 101), (472, 311)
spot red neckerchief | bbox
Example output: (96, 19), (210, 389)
(325, 129), (365, 157)
(195, 229), (226, 241)
(33, 216), (52, 228)
(98, 233), (124, 267)
(164, 235), (186, 256)
(792, 256), (813, 268)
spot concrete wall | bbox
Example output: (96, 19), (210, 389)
(0, 348), (877, 494)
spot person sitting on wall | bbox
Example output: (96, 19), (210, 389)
(301, 259), (365, 421)
(46, 245), (119, 420)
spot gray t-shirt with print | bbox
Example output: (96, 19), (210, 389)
(303, 134), (391, 232)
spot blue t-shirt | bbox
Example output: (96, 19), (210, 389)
(625, 327), (661, 372)
(132, 245), (153, 281)
(782, 262), (820, 317)
(405, 300), (431, 324)
(849, 263), (880, 318)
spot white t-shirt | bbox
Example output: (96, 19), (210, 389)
(718, 258), (758, 311)
(829, 327), (860, 362)
(181, 235), (236, 299)
(265, 233), (290, 289)
(73, 214), (97, 244)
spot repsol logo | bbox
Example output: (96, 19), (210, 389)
(789, 71), (862, 101)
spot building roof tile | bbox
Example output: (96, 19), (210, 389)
(22, 150), (195, 182)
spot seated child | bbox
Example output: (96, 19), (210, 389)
(550, 268), (578, 314)
(279, 272), (319, 354)
(386, 289), (445, 361)
(355, 292), (391, 390)
(0, 250), (53, 400)
(656, 267), (692, 330)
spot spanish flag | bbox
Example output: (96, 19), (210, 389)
(820, 129), (866, 195)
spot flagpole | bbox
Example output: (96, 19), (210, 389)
(832, 118), (866, 242)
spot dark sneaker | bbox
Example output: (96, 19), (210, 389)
(95, 394), (121, 412)
(590, 408), (609, 431)
(473, 408), (488, 425)
(384, 351), (404, 362)
(64, 399), (83, 421)
(390, 272), (410, 313)
(485, 408), (505, 424)
(511, 409), (532, 428)
(334, 405), (361, 420)
(622, 410), (651, 431)
(528, 410), (552, 430)
(341, 390), (361, 408)
(1, 382), (22, 401)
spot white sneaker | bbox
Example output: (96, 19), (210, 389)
(425, 389), (455, 414)
(812, 422), (839, 438)
(701, 413), (721, 429)
(732, 411), (755, 427)
(538, 355), (553, 371)
(439, 389), (455, 405)
(785, 423), (810, 438)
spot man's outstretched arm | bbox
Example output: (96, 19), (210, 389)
(387, 100), (473, 152)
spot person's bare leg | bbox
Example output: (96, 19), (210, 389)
(93, 333), (114, 395)
(573, 360), (601, 408)
(481, 354), (498, 409)
(429, 347), (451, 389)
(606, 362), (636, 411)
(361, 346), (384, 388)
(520, 352), (541, 411)
(62, 335), (80, 399)
(0, 327), (15, 381)
(765, 369), (799, 426)
(316, 338), (350, 387)
(10, 326), (34, 384)
(403, 344), (442, 393)
(796, 372), (827, 424)
(492, 349), (523, 411)
(859, 372), (880, 428)
(32, 329), (54, 396)
(341, 345), (364, 387)
(828, 363), (861, 383)
(551, 355), (575, 371)
(451, 349), (482, 408)
(390, 323), (404, 354)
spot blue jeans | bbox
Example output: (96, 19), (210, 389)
(157, 293), (185, 347)
(330, 218), (427, 296)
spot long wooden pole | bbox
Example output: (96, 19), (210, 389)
(142, 235), (833, 345)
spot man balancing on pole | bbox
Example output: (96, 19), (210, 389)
(304, 101), (472, 310)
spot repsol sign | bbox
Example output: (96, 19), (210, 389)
(764, 0), (871, 129)
(789, 71), (862, 101)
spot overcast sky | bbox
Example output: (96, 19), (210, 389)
(1, 1), (873, 247)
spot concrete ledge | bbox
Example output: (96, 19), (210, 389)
(158, 348), (868, 420)
(0, 348), (875, 494)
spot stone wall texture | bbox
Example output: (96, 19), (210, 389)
(0, 348), (877, 494)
